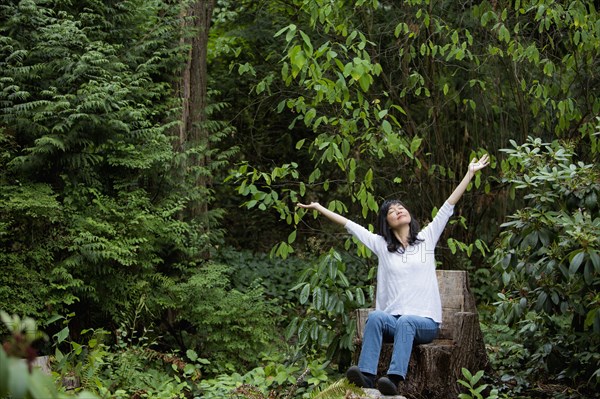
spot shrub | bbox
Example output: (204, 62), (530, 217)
(491, 137), (600, 392)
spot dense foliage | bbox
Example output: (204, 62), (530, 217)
(1, 0), (187, 319)
(0, 0), (275, 383)
(491, 137), (599, 394)
(1, 0), (599, 398)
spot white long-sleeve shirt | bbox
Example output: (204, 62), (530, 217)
(344, 201), (455, 323)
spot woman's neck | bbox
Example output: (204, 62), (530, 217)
(392, 226), (410, 247)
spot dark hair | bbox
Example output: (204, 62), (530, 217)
(377, 199), (423, 253)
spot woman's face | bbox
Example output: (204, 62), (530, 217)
(386, 203), (412, 229)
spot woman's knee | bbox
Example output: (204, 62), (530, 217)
(396, 315), (439, 341)
(395, 315), (418, 334)
(365, 310), (387, 327)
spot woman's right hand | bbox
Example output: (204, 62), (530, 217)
(296, 202), (320, 210)
(296, 202), (348, 225)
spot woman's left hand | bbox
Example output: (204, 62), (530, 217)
(468, 154), (490, 174)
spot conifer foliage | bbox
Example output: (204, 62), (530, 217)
(0, 0), (225, 335)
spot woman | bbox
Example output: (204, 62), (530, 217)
(296, 154), (489, 396)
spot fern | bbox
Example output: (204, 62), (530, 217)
(32, 135), (66, 152)
(309, 379), (364, 399)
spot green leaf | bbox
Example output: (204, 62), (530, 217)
(447, 238), (457, 254)
(345, 289), (354, 301)
(585, 309), (599, 329)
(54, 326), (69, 344)
(502, 271), (511, 285)
(275, 24), (294, 38)
(184, 363), (196, 375)
(569, 251), (585, 274)
(287, 230), (297, 244)
(471, 370), (484, 385)
(584, 262), (593, 285)
(461, 367), (473, 380)
(382, 120), (392, 134)
(299, 30), (313, 53)
(536, 291), (548, 310)
(289, 45), (306, 78)
(0, 348), (8, 398)
(358, 74), (371, 91)
(72, 342), (82, 355)
(186, 349), (198, 362)
(356, 287), (365, 306)
(338, 272), (349, 287)
(45, 314), (64, 325)
(286, 318), (298, 340)
(328, 260), (337, 280)
(8, 358), (28, 399)
(313, 287), (323, 309)
(410, 136), (422, 154)
(299, 284), (311, 304)
(26, 370), (56, 399)
(589, 250), (600, 273)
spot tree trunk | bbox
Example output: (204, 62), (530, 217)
(180, 0), (215, 220)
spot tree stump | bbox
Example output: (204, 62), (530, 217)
(362, 388), (407, 399)
(30, 356), (51, 375)
(353, 270), (490, 399)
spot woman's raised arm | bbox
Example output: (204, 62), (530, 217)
(447, 154), (490, 206)
(296, 202), (349, 226)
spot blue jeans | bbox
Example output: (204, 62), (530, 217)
(358, 311), (440, 378)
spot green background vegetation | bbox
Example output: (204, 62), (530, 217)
(1, 0), (598, 398)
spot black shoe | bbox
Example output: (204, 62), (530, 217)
(377, 376), (399, 396)
(346, 366), (374, 388)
